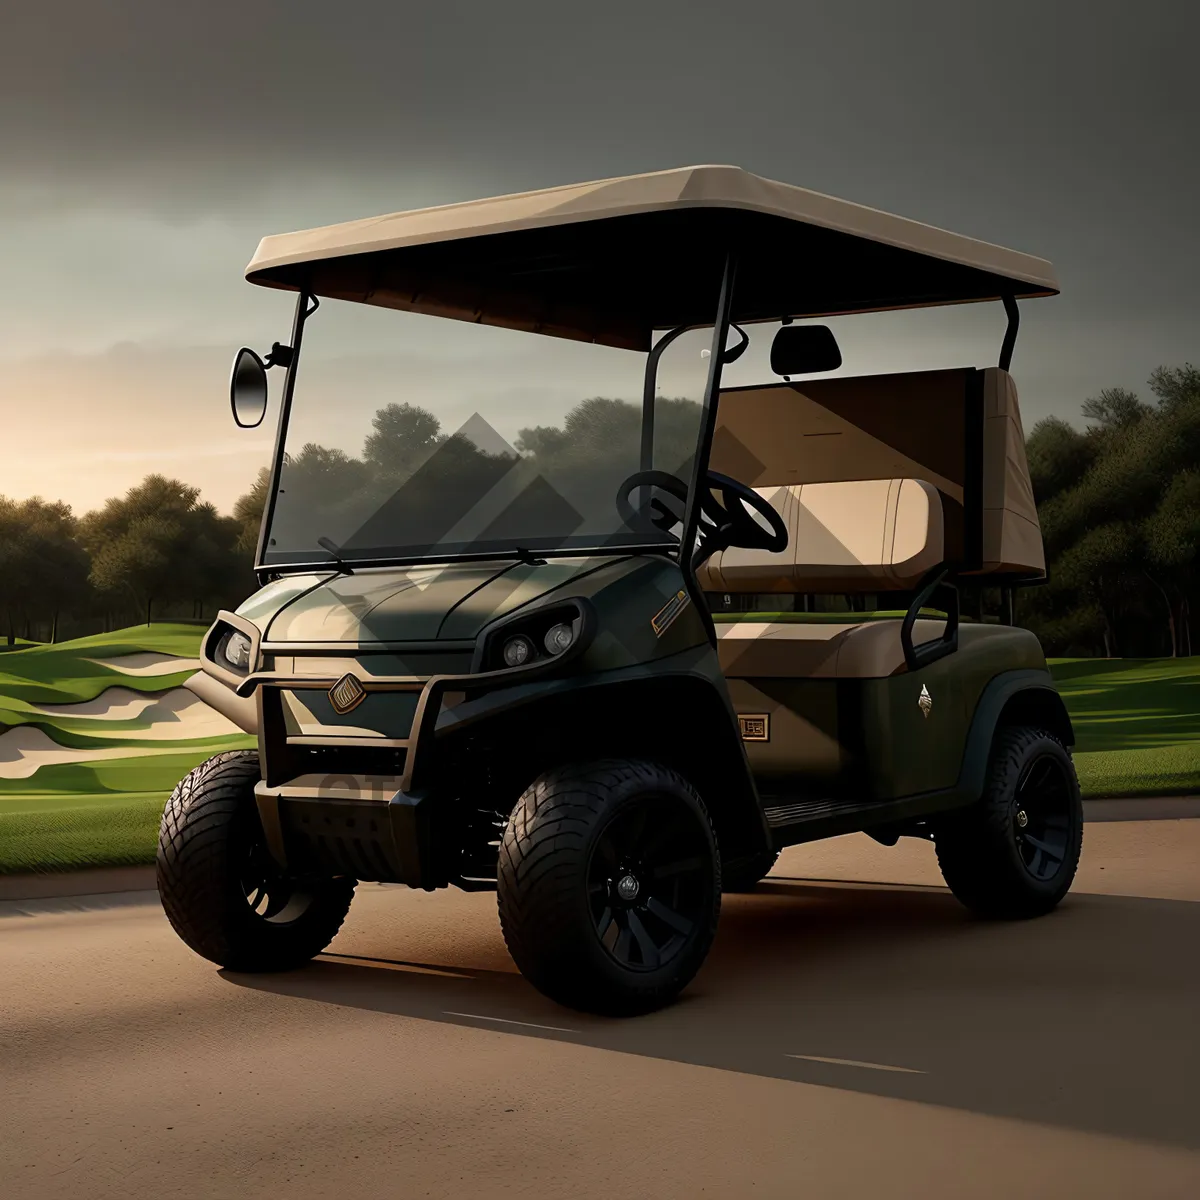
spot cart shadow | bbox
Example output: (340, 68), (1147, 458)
(223, 879), (1200, 1151)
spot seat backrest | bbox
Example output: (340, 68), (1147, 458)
(697, 477), (943, 594)
(709, 367), (1045, 578)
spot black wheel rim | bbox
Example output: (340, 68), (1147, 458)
(238, 831), (314, 925)
(1011, 753), (1074, 882)
(586, 794), (712, 973)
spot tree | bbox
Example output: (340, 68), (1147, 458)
(1023, 363), (1200, 658)
(0, 496), (90, 644)
(80, 475), (241, 625)
(233, 467), (271, 556)
(21, 500), (91, 642)
(0, 498), (34, 645)
(513, 425), (570, 458)
(1025, 417), (1096, 504)
(1050, 520), (1140, 657)
(1148, 363), (1200, 412)
(176, 504), (246, 617)
(363, 402), (442, 473)
(1142, 470), (1200, 656)
(516, 395), (702, 475)
(1079, 386), (1151, 431)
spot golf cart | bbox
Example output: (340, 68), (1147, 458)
(161, 165), (1082, 1016)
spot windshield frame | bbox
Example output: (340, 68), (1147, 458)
(251, 259), (737, 583)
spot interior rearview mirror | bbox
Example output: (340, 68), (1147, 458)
(230, 348), (269, 429)
(770, 325), (842, 377)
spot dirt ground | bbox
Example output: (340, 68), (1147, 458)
(3, 821), (1198, 1199)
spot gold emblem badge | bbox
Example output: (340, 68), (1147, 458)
(651, 589), (691, 637)
(918, 684), (932, 719)
(329, 673), (367, 715)
(739, 713), (770, 741)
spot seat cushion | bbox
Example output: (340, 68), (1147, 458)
(716, 615), (951, 679)
(698, 478), (943, 594)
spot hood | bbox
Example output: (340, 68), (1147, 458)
(253, 559), (608, 644)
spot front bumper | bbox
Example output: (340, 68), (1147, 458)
(220, 598), (600, 889)
(254, 774), (442, 889)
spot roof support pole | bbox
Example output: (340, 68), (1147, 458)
(254, 291), (319, 584)
(678, 253), (738, 645)
(640, 324), (691, 473)
(999, 293), (1020, 372)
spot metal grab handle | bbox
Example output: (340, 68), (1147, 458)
(901, 566), (960, 671)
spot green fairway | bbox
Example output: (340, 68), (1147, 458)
(0, 624), (252, 873)
(1048, 657), (1200, 798)
(0, 791), (169, 874)
(0, 751), (253, 875)
(0, 623), (203, 710)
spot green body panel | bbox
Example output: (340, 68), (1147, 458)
(725, 622), (1048, 802)
(865, 623), (1048, 799)
(237, 555), (714, 744)
(438, 560), (612, 640)
(229, 557), (1054, 811)
(241, 556), (708, 654)
(261, 562), (523, 642)
(567, 558), (710, 671)
(278, 687), (423, 740)
(236, 573), (331, 624)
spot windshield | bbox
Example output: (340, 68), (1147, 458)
(261, 299), (716, 567)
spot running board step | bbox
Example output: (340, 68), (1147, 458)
(763, 798), (882, 829)
(761, 789), (969, 848)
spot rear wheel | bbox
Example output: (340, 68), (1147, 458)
(497, 759), (721, 1016)
(157, 750), (356, 971)
(935, 726), (1082, 919)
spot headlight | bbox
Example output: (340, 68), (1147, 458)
(481, 599), (593, 673)
(502, 635), (533, 667)
(216, 629), (253, 672)
(543, 623), (574, 655)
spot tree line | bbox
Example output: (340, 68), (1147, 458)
(0, 477), (258, 645)
(1020, 363), (1200, 658)
(2, 365), (1198, 655)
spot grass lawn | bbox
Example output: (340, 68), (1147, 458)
(1048, 657), (1200, 798)
(0, 625), (252, 874)
(0, 753), (253, 876)
(2, 623), (1198, 875)
(0, 624), (203, 709)
(0, 792), (170, 873)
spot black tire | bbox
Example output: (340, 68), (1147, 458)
(935, 726), (1083, 919)
(721, 849), (780, 893)
(497, 759), (721, 1017)
(157, 750), (356, 971)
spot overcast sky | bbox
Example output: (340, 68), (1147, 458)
(1, 0), (1197, 515)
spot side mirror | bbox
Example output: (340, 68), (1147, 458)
(230, 348), (269, 429)
(770, 324), (842, 378)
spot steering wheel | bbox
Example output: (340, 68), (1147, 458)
(615, 470), (691, 535)
(701, 471), (789, 554)
(615, 470), (789, 562)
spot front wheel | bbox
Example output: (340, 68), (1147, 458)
(497, 759), (721, 1016)
(935, 726), (1083, 919)
(157, 750), (356, 971)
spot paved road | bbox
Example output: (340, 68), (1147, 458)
(4, 822), (1199, 1199)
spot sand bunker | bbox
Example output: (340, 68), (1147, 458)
(100, 690), (240, 740)
(0, 688), (243, 780)
(0, 727), (173, 780)
(31, 687), (160, 720)
(84, 653), (201, 677)
(33, 688), (238, 738)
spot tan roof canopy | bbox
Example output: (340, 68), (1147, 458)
(246, 165), (1059, 351)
